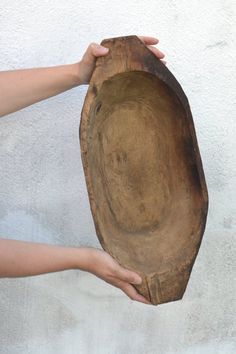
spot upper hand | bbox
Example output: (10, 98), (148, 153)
(76, 36), (166, 85)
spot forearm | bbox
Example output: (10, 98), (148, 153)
(0, 238), (90, 277)
(0, 63), (80, 117)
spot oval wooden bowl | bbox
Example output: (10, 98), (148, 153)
(80, 35), (208, 305)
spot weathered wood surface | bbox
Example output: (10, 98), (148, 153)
(80, 35), (208, 305)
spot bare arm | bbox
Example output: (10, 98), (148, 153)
(0, 238), (150, 304)
(0, 64), (81, 117)
(0, 36), (165, 117)
(0, 238), (91, 277)
(0, 42), (110, 117)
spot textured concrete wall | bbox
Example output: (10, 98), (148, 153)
(0, 1), (235, 353)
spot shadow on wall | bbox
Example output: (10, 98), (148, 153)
(0, 277), (78, 348)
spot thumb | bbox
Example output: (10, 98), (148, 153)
(91, 43), (109, 57)
(82, 42), (109, 64)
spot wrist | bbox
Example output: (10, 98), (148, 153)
(66, 63), (82, 87)
(69, 62), (84, 86)
(71, 60), (93, 86)
(70, 247), (96, 272)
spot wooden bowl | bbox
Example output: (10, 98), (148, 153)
(80, 35), (208, 305)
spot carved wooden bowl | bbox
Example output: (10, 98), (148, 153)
(80, 36), (208, 305)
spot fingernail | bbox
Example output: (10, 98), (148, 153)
(142, 298), (152, 305)
(134, 276), (142, 285)
(139, 297), (152, 304)
(99, 45), (109, 53)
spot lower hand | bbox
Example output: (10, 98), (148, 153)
(76, 35), (166, 85)
(84, 248), (151, 304)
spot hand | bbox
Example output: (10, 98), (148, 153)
(76, 35), (166, 85)
(84, 248), (151, 304)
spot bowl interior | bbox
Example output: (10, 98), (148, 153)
(87, 71), (204, 274)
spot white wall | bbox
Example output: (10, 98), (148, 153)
(0, 1), (236, 353)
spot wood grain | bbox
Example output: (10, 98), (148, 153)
(80, 35), (208, 305)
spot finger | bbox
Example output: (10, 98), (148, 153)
(147, 45), (165, 59)
(114, 266), (142, 285)
(121, 283), (151, 304)
(82, 42), (109, 63)
(138, 36), (159, 45)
